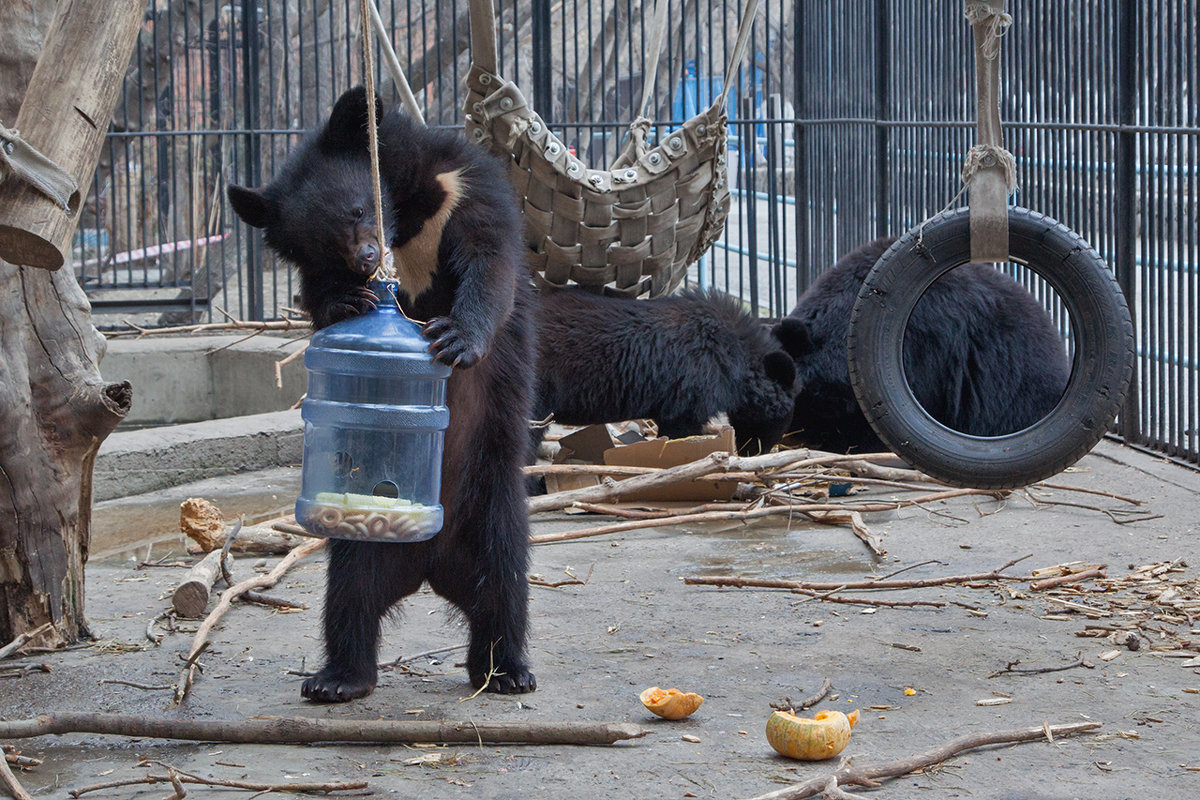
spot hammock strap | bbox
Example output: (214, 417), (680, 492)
(964, 0), (1015, 262)
(468, 0), (760, 117)
(716, 0), (762, 110)
(634, 0), (673, 120)
(469, 0), (500, 77)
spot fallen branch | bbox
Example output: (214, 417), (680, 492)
(746, 721), (1102, 800)
(1029, 568), (1106, 591)
(109, 317), (307, 339)
(172, 550), (231, 618)
(772, 677), (834, 712)
(528, 449), (907, 513)
(685, 555), (1031, 593)
(531, 490), (985, 545)
(0, 712), (649, 746)
(70, 761), (363, 798)
(3, 747), (42, 770)
(380, 643), (468, 670)
(172, 538), (325, 706)
(988, 653), (1093, 679)
(793, 591), (945, 609)
(0, 753), (33, 800)
(188, 524), (309, 556)
(0, 622), (53, 661)
(807, 509), (885, 557)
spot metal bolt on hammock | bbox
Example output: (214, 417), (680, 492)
(463, 0), (761, 298)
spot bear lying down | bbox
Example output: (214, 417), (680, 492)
(533, 286), (798, 458)
(228, 87), (536, 701)
(775, 236), (1071, 455)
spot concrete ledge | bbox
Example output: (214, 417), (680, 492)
(102, 334), (307, 426)
(95, 410), (304, 502)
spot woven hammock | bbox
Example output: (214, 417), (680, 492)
(463, 0), (761, 298)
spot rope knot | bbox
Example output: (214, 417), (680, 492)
(964, 2), (1012, 60)
(961, 144), (1018, 192)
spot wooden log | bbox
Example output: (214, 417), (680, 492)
(0, 0), (145, 269)
(0, 712), (649, 746)
(186, 525), (309, 556)
(171, 551), (230, 619)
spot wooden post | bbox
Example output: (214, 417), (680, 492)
(0, 0), (145, 270)
(0, 1), (134, 647)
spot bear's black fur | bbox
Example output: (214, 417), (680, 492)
(534, 286), (798, 456)
(774, 236), (1071, 454)
(229, 88), (536, 701)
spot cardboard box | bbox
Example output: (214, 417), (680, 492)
(602, 426), (737, 502)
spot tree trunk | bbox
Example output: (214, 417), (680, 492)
(0, 1), (135, 647)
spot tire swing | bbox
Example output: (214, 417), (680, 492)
(846, 0), (1134, 490)
(462, 0), (761, 298)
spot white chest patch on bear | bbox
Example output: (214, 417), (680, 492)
(392, 168), (466, 298)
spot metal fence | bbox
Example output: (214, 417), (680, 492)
(81, 0), (1197, 466)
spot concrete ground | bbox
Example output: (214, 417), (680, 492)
(3, 439), (1199, 799)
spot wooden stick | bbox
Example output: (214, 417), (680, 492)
(171, 550), (230, 618)
(686, 556), (1031, 593)
(70, 762), (365, 798)
(745, 722), (1102, 800)
(1029, 567), (1106, 591)
(172, 538), (324, 705)
(0, 753), (33, 800)
(0, 712), (649, 746)
(0, 623), (53, 661)
(107, 318), (308, 339)
(187, 525), (309, 556)
(531, 490), (985, 545)
(807, 509), (885, 557)
(274, 343), (307, 389)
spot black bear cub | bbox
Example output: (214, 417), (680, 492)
(774, 236), (1071, 454)
(534, 286), (797, 456)
(229, 88), (536, 701)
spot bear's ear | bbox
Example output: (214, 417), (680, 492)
(227, 185), (272, 229)
(772, 317), (813, 357)
(763, 349), (797, 388)
(321, 86), (384, 153)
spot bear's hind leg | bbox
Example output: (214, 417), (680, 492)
(430, 487), (536, 694)
(302, 539), (425, 702)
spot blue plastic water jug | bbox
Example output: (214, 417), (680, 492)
(294, 281), (450, 541)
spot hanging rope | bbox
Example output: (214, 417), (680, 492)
(963, 2), (1013, 60)
(358, 0), (394, 285)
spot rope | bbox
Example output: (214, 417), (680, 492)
(961, 143), (1018, 192)
(366, 0), (424, 124)
(358, 0), (394, 284)
(964, 2), (1012, 60)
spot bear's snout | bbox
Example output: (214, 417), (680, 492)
(352, 241), (380, 274)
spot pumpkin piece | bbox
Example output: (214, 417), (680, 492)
(765, 708), (859, 760)
(639, 686), (705, 720)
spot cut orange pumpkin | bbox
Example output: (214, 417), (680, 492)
(639, 686), (704, 720)
(765, 708), (859, 760)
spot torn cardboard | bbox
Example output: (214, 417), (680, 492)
(542, 423), (737, 502)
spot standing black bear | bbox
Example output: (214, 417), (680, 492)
(228, 87), (536, 701)
(534, 286), (797, 456)
(775, 236), (1070, 454)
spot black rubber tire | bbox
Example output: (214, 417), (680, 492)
(846, 206), (1134, 489)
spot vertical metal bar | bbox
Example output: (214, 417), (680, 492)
(532, 0), (553, 121)
(1115, 0), (1139, 442)
(874, 0), (890, 238)
(241, 0), (264, 321)
(793, 0), (809, 295)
